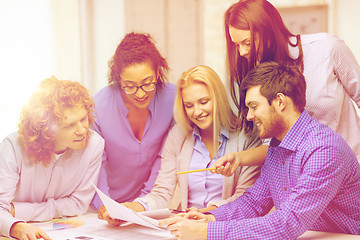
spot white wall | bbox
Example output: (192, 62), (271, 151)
(332, 0), (360, 63)
(50, 0), (82, 82)
(52, 0), (127, 95)
(124, 0), (203, 84)
(0, 0), (126, 140)
(333, 0), (360, 116)
(91, 0), (125, 94)
(0, 0), (359, 141)
(0, 0), (53, 140)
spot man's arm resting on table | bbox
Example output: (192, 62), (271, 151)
(9, 222), (51, 240)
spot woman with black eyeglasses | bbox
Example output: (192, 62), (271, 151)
(91, 32), (175, 224)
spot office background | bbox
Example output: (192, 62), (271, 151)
(0, 0), (359, 141)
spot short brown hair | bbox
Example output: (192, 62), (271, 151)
(240, 61), (306, 117)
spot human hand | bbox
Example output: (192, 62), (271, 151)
(121, 201), (145, 212)
(97, 205), (124, 227)
(211, 152), (242, 176)
(185, 207), (199, 213)
(97, 205), (109, 220)
(159, 214), (209, 240)
(10, 203), (15, 217)
(197, 205), (217, 213)
(182, 210), (215, 222)
(166, 210), (214, 222)
(10, 222), (51, 240)
(185, 206), (216, 213)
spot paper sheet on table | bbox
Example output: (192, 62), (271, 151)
(94, 185), (163, 230)
(39, 214), (176, 240)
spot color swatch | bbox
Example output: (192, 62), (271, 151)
(52, 219), (84, 230)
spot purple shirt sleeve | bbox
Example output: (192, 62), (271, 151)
(207, 111), (360, 239)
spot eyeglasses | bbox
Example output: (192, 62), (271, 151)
(121, 82), (157, 95)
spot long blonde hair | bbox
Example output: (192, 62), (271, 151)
(174, 65), (239, 150)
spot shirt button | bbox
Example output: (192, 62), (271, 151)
(284, 187), (287, 191)
(282, 161), (285, 165)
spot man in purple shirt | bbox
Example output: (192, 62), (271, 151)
(160, 62), (360, 239)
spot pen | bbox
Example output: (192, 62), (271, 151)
(176, 167), (217, 175)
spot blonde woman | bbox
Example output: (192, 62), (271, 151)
(100, 65), (262, 226)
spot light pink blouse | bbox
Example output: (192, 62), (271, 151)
(0, 131), (104, 237)
(291, 33), (360, 160)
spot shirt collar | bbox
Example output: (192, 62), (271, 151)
(270, 110), (311, 151)
(192, 126), (229, 143)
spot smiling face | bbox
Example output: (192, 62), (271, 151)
(54, 107), (90, 154)
(245, 86), (285, 140)
(119, 62), (157, 110)
(182, 83), (213, 135)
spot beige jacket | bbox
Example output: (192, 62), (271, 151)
(137, 124), (262, 210)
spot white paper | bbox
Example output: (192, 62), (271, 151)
(37, 214), (175, 240)
(61, 234), (114, 240)
(94, 185), (162, 230)
(140, 208), (173, 219)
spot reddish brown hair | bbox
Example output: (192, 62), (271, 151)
(18, 77), (94, 165)
(224, 0), (303, 131)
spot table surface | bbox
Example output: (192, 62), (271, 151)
(1, 212), (359, 240)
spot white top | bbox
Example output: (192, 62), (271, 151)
(291, 33), (360, 160)
(0, 131), (104, 237)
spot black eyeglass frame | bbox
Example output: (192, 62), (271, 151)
(120, 82), (157, 95)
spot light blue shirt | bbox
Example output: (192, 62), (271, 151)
(187, 127), (227, 208)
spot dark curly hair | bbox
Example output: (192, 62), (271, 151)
(108, 32), (169, 90)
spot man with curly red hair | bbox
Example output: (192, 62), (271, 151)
(0, 77), (104, 240)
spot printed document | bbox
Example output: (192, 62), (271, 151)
(94, 185), (172, 230)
